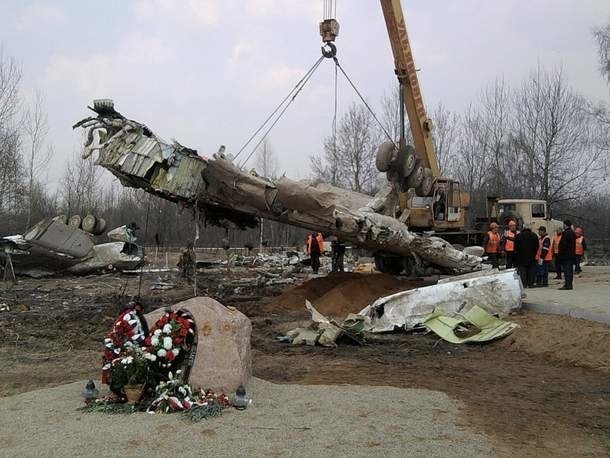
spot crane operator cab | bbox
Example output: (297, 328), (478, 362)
(407, 178), (467, 230)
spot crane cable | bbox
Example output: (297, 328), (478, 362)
(331, 60), (338, 161)
(332, 56), (395, 144)
(323, 0), (336, 20)
(235, 55), (325, 167)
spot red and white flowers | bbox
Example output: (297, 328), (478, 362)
(143, 310), (195, 369)
(102, 306), (147, 384)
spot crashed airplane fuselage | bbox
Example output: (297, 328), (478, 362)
(2, 218), (143, 277)
(74, 100), (482, 274)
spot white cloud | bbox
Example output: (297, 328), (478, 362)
(46, 34), (173, 96)
(246, 0), (319, 19)
(258, 65), (306, 90)
(18, 3), (66, 29)
(133, 0), (220, 27)
(229, 40), (255, 66)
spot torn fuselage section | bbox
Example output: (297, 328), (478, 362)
(74, 100), (482, 273)
(2, 217), (144, 277)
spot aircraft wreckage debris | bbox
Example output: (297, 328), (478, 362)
(74, 99), (483, 274)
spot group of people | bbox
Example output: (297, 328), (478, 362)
(484, 219), (587, 290)
(306, 232), (346, 274)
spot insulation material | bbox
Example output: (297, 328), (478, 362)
(423, 305), (519, 344)
(359, 269), (523, 332)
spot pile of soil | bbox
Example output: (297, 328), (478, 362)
(500, 312), (610, 373)
(264, 272), (426, 317)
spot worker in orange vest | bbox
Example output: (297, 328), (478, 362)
(483, 222), (501, 268)
(535, 226), (553, 287)
(574, 226), (587, 274)
(552, 228), (563, 280)
(502, 220), (519, 269)
(307, 232), (325, 274)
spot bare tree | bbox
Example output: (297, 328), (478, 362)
(254, 138), (279, 179)
(252, 138), (280, 247)
(0, 49), (24, 229)
(23, 90), (52, 228)
(379, 84), (414, 145)
(60, 149), (102, 217)
(512, 67), (605, 209)
(593, 19), (610, 84)
(431, 102), (460, 176)
(452, 104), (491, 219)
(480, 79), (512, 196)
(313, 102), (379, 194)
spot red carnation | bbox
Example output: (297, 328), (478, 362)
(167, 351), (176, 361)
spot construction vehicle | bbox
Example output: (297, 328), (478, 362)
(72, 1), (502, 276)
(483, 198), (564, 234)
(376, 0), (470, 235)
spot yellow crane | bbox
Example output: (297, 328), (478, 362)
(377, 0), (470, 234)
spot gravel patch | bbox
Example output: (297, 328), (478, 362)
(0, 378), (495, 457)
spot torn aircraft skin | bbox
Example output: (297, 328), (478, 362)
(3, 217), (144, 278)
(359, 269), (523, 332)
(74, 99), (482, 273)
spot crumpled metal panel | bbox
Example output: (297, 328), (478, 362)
(74, 101), (484, 274)
(359, 269), (523, 332)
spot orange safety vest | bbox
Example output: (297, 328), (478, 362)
(504, 230), (517, 252)
(575, 236), (584, 255)
(316, 233), (325, 252)
(485, 231), (501, 254)
(307, 233), (325, 254)
(536, 235), (553, 261)
(552, 234), (562, 254)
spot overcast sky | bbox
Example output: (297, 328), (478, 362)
(1, 0), (608, 186)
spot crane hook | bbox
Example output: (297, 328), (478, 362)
(321, 42), (337, 58)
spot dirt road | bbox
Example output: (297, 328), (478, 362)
(0, 267), (608, 456)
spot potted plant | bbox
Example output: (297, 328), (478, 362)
(110, 347), (150, 404)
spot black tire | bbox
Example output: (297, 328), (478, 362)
(399, 145), (416, 177)
(374, 254), (403, 275)
(406, 159), (424, 189)
(417, 168), (434, 196)
(375, 142), (396, 172)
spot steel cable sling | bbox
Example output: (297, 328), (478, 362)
(235, 55), (325, 168)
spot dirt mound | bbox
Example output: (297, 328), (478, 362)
(265, 272), (422, 317)
(500, 311), (610, 373)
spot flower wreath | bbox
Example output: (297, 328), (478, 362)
(143, 309), (196, 371)
(102, 303), (148, 385)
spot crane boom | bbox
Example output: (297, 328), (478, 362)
(380, 0), (440, 177)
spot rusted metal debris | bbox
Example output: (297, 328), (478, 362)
(73, 99), (482, 273)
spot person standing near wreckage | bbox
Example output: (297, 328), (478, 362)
(558, 220), (577, 290)
(331, 239), (346, 272)
(483, 222), (501, 269)
(514, 223), (539, 288)
(535, 226), (552, 287)
(502, 220), (519, 269)
(307, 232), (324, 274)
(552, 227), (563, 280)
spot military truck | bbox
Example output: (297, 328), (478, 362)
(488, 198), (563, 234)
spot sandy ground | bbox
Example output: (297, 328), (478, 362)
(0, 378), (495, 458)
(1, 266), (609, 456)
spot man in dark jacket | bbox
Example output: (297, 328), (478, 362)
(557, 220), (576, 290)
(514, 224), (539, 287)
